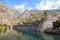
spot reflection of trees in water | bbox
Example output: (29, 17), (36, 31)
(52, 35), (60, 40)
(0, 30), (44, 40)
(43, 34), (60, 40)
(42, 33), (54, 40)
(13, 28), (54, 40)
(15, 29), (60, 40)
(0, 27), (59, 40)
(14, 30), (45, 40)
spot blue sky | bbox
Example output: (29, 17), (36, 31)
(1, 0), (60, 11)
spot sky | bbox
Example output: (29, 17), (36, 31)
(0, 0), (60, 11)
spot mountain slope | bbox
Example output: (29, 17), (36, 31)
(0, 2), (60, 26)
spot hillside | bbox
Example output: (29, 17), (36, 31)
(0, 2), (22, 26)
(0, 2), (60, 26)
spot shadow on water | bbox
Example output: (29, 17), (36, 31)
(52, 35), (60, 40)
(13, 28), (44, 40)
(0, 26), (60, 40)
(13, 26), (59, 40)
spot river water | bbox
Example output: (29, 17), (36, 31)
(0, 27), (60, 40)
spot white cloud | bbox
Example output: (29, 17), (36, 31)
(14, 4), (25, 11)
(36, 0), (60, 10)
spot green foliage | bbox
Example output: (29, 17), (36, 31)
(23, 19), (32, 24)
(55, 20), (60, 24)
(3, 24), (8, 27)
(0, 24), (9, 32)
(0, 24), (8, 27)
(42, 11), (47, 18)
(0, 24), (2, 27)
(53, 20), (60, 27)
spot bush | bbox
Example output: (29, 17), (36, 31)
(2, 24), (8, 27)
(53, 20), (60, 27)
(0, 24), (9, 27)
(56, 20), (60, 23)
(23, 19), (32, 24)
(0, 24), (9, 32)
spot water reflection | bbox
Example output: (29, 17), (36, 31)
(52, 35), (60, 40)
(13, 27), (54, 40)
(16, 30), (44, 40)
(0, 27), (59, 40)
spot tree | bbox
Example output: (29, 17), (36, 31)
(44, 11), (47, 18)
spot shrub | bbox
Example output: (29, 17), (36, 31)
(2, 24), (8, 27)
(53, 20), (60, 27)
(0, 24), (9, 32)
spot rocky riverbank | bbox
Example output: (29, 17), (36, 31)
(13, 21), (40, 31)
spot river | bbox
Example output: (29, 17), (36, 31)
(0, 27), (60, 40)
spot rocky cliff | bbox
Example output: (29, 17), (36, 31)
(0, 2), (60, 26)
(0, 2), (22, 26)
